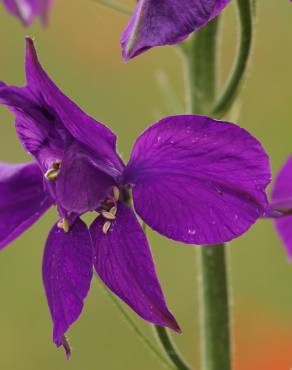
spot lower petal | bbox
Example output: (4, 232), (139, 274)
(90, 203), (180, 332)
(42, 218), (93, 351)
(0, 162), (51, 249)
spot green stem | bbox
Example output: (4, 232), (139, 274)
(186, 19), (232, 370)
(102, 283), (175, 369)
(154, 326), (191, 370)
(142, 222), (191, 370)
(212, 0), (253, 117)
(198, 245), (231, 370)
(186, 18), (219, 115)
(89, 0), (132, 15)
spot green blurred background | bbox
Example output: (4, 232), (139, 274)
(0, 1), (291, 369)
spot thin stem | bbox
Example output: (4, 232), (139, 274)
(212, 0), (253, 117)
(154, 326), (191, 370)
(89, 0), (132, 15)
(102, 282), (175, 369)
(186, 19), (232, 370)
(142, 222), (191, 370)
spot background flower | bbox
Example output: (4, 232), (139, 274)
(121, 0), (231, 60)
(2, 0), (52, 25)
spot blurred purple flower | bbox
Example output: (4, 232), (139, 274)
(121, 0), (231, 60)
(271, 156), (292, 260)
(2, 0), (52, 26)
(0, 38), (270, 356)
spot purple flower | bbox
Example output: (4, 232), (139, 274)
(0, 38), (270, 356)
(121, 0), (231, 60)
(2, 0), (52, 26)
(271, 156), (292, 260)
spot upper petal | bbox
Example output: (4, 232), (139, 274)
(121, 0), (231, 60)
(25, 38), (123, 172)
(123, 115), (271, 245)
(42, 218), (93, 352)
(0, 161), (52, 249)
(90, 203), (180, 332)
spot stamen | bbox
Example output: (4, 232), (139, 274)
(109, 206), (117, 216)
(53, 160), (61, 170)
(102, 221), (111, 234)
(96, 211), (101, 218)
(44, 168), (59, 181)
(57, 218), (70, 233)
(102, 210), (116, 220)
(113, 186), (120, 201)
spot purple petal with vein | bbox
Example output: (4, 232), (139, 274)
(121, 0), (231, 60)
(271, 156), (292, 260)
(90, 203), (180, 332)
(123, 115), (271, 245)
(25, 38), (124, 172)
(42, 218), (93, 350)
(0, 161), (52, 249)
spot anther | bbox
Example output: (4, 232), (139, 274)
(109, 206), (117, 216)
(102, 221), (111, 234)
(57, 218), (70, 233)
(44, 168), (59, 181)
(102, 211), (116, 220)
(53, 160), (61, 170)
(113, 186), (120, 202)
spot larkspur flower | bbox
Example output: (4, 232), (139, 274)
(2, 0), (52, 25)
(0, 38), (270, 356)
(121, 0), (231, 60)
(271, 156), (292, 260)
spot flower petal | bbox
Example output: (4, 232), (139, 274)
(90, 203), (180, 332)
(56, 143), (117, 214)
(121, 0), (231, 60)
(2, 0), (52, 26)
(0, 162), (52, 249)
(0, 84), (70, 172)
(123, 115), (271, 245)
(42, 218), (93, 350)
(271, 156), (292, 211)
(274, 216), (292, 261)
(24, 38), (124, 172)
(271, 156), (292, 260)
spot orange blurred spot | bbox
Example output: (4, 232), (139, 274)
(235, 311), (292, 370)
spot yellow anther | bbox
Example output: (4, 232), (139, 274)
(102, 211), (116, 221)
(57, 218), (70, 233)
(102, 221), (111, 234)
(109, 206), (117, 216)
(113, 186), (120, 201)
(53, 160), (61, 170)
(95, 211), (101, 218)
(44, 168), (59, 181)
